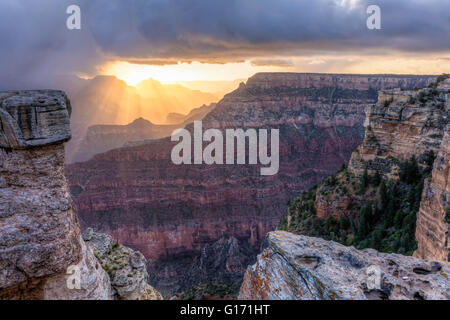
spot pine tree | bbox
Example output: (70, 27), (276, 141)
(413, 180), (424, 211)
(384, 199), (395, 227)
(339, 215), (350, 230)
(394, 210), (404, 229)
(350, 216), (357, 235)
(408, 156), (420, 184)
(372, 201), (382, 222)
(357, 205), (370, 240)
(407, 187), (416, 210)
(360, 168), (369, 191)
(379, 180), (388, 208)
(373, 170), (382, 186)
(401, 156), (421, 184)
(372, 227), (383, 250)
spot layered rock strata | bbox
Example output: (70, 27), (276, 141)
(414, 79), (450, 262)
(415, 124), (449, 262)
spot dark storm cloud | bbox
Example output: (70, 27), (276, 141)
(0, 0), (449, 88)
(85, 0), (450, 58)
(251, 59), (294, 67)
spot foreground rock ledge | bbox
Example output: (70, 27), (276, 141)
(239, 231), (450, 300)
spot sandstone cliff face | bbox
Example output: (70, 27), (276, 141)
(307, 83), (447, 222)
(239, 231), (450, 300)
(415, 124), (449, 262)
(348, 87), (447, 179)
(66, 73), (434, 295)
(414, 79), (450, 262)
(346, 81), (449, 262)
(0, 90), (111, 299)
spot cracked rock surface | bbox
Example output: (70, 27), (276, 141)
(239, 231), (450, 300)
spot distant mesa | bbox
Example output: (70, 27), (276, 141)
(65, 75), (219, 163)
(67, 102), (216, 163)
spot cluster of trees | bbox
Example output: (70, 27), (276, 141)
(355, 170), (423, 255)
(177, 282), (241, 300)
(435, 73), (449, 84)
(281, 155), (435, 256)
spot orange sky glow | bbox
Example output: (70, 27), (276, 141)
(100, 54), (450, 89)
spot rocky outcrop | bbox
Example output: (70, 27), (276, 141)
(82, 228), (162, 300)
(42, 240), (112, 300)
(0, 90), (111, 299)
(165, 103), (216, 125)
(67, 73), (435, 295)
(239, 231), (450, 300)
(415, 124), (450, 262)
(0, 90), (71, 149)
(69, 118), (177, 163)
(346, 79), (449, 261)
(0, 90), (161, 300)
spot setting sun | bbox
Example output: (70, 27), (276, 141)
(101, 61), (286, 86)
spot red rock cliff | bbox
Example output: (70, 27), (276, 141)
(415, 124), (449, 262)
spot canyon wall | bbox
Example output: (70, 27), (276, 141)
(414, 79), (450, 262)
(415, 124), (449, 262)
(271, 76), (449, 303)
(280, 77), (448, 259)
(239, 231), (450, 300)
(66, 73), (435, 295)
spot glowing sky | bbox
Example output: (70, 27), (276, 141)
(0, 0), (449, 90)
(102, 61), (288, 86)
(103, 55), (450, 87)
